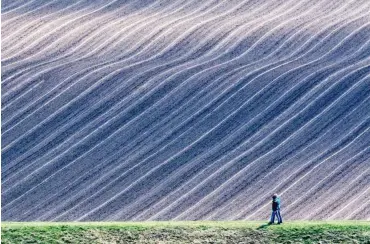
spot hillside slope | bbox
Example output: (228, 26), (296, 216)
(2, 0), (370, 221)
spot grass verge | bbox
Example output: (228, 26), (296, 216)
(2, 221), (369, 243)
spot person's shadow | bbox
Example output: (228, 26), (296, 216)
(257, 223), (270, 230)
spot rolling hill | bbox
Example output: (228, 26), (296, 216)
(2, 0), (370, 221)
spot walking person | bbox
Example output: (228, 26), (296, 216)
(268, 193), (283, 224)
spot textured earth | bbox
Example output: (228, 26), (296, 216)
(1, 0), (370, 221)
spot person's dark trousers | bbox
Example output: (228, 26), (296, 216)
(270, 210), (283, 223)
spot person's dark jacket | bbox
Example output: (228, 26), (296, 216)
(272, 197), (280, 211)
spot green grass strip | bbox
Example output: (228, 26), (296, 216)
(2, 221), (369, 243)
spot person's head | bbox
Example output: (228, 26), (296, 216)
(272, 193), (278, 199)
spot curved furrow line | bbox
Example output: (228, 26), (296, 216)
(0, 0), (260, 165)
(2, 0), (81, 41)
(304, 155), (370, 219)
(5, 3), (352, 127)
(120, 31), (370, 221)
(3, 0), (370, 220)
(1, 0), (366, 92)
(112, 111), (370, 219)
(0, 0), (246, 114)
(145, 62), (370, 220)
(298, 154), (370, 220)
(298, 175), (370, 220)
(24, 63), (278, 221)
(1, 31), (238, 183)
(1, 1), (152, 51)
(2, 19), (310, 212)
(44, 21), (370, 221)
(328, 182), (370, 220)
(1, 0), (30, 14)
(28, 52), (316, 220)
(10, 7), (342, 205)
(171, 71), (370, 221)
(141, 101), (370, 220)
(2, 2), (163, 79)
(281, 131), (370, 219)
(241, 113), (369, 220)
(10, 33), (370, 220)
(139, 62), (370, 221)
(1, 0), (52, 22)
(2, 0), (324, 103)
(3, 41), (312, 220)
(0, 24), (234, 173)
(34, 68), (320, 219)
(120, 49), (370, 219)
(211, 94), (370, 220)
(15, 73), (238, 220)
(7, 0), (241, 60)
(231, 121), (370, 220)
(0, 0), (284, 110)
(1, 0), (308, 168)
(294, 147), (370, 220)
(1, 0), (113, 54)
(1, 1), (154, 69)
(121, 11), (370, 175)
(0, 26), (240, 189)
(0, 0), (225, 140)
(2, 0), (101, 53)
(0, 0), (250, 119)
(4, 53), (368, 219)
(3, 54), (300, 218)
(0, 0), (189, 91)
(4, 0), (192, 126)
(0, 0), (214, 132)
(1, 0), (193, 75)
(344, 190), (370, 220)
(74, 44), (370, 221)
(2, 22), (268, 210)
(244, 114), (370, 220)
(1, 0), (233, 66)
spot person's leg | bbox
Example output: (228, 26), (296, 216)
(269, 211), (275, 224)
(269, 211), (276, 224)
(277, 210), (283, 223)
